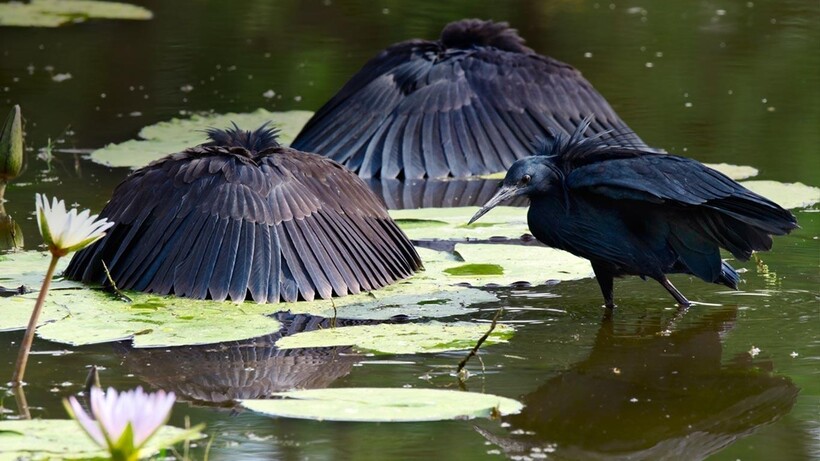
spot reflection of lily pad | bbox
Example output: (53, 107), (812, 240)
(740, 181), (820, 210)
(275, 321), (514, 354)
(0, 419), (201, 460)
(89, 109), (314, 168)
(240, 388), (523, 422)
(0, 0), (152, 28)
(0, 251), (497, 347)
(391, 206), (529, 240)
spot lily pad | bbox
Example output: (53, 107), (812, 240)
(740, 181), (820, 210)
(706, 163), (759, 181)
(285, 279), (497, 320)
(0, 251), (497, 347)
(89, 109), (314, 168)
(0, 250), (79, 290)
(12, 289), (283, 348)
(391, 206), (530, 241)
(274, 321), (514, 354)
(240, 388), (523, 422)
(432, 244), (592, 286)
(0, 419), (201, 460)
(0, 0), (152, 28)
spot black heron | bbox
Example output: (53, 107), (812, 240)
(65, 125), (422, 303)
(291, 18), (644, 179)
(469, 120), (798, 307)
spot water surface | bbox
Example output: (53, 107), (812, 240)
(1, 1), (818, 460)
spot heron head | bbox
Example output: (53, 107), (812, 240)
(469, 156), (559, 224)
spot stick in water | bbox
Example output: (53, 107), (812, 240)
(457, 308), (504, 375)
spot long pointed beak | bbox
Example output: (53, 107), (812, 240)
(468, 185), (520, 224)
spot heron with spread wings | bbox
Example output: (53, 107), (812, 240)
(65, 125), (421, 303)
(292, 18), (643, 179)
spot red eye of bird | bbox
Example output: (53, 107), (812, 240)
(522, 174), (532, 185)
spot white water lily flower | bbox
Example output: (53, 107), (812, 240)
(65, 387), (176, 454)
(35, 193), (113, 256)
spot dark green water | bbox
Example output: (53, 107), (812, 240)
(1, 1), (819, 460)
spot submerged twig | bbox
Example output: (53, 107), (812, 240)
(457, 308), (504, 378)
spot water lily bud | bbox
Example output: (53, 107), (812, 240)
(0, 105), (23, 183)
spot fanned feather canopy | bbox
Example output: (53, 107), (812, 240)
(291, 18), (644, 179)
(65, 125), (422, 303)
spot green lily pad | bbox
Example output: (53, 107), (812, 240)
(240, 388), (523, 422)
(285, 278), (497, 320)
(0, 251), (497, 347)
(0, 0), (152, 28)
(706, 163), (759, 181)
(740, 181), (820, 210)
(22, 289), (283, 348)
(414, 245), (592, 287)
(390, 206), (529, 241)
(88, 109), (314, 169)
(275, 321), (514, 355)
(0, 250), (79, 290)
(440, 244), (592, 285)
(0, 419), (201, 460)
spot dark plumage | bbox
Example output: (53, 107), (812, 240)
(469, 119), (798, 307)
(291, 18), (644, 179)
(65, 124), (422, 303)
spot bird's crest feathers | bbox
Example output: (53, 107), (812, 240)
(534, 116), (647, 168)
(205, 122), (281, 154)
(440, 19), (532, 53)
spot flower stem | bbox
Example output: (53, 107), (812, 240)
(11, 254), (60, 386)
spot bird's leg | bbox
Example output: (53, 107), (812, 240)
(658, 276), (691, 307)
(591, 262), (615, 309)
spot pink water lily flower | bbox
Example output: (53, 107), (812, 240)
(65, 387), (176, 454)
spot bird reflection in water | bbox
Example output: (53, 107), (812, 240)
(118, 313), (406, 406)
(476, 307), (798, 460)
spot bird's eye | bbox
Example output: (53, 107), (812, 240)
(521, 174), (532, 185)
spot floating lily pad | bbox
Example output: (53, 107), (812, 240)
(89, 109), (314, 168)
(740, 181), (820, 210)
(0, 0), (152, 28)
(391, 206), (529, 241)
(285, 279), (497, 320)
(0, 250), (79, 290)
(15, 289), (283, 348)
(0, 419), (201, 460)
(431, 244), (592, 286)
(240, 388), (523, 422)
(275, 321), (514, 354)
(0, 251), (497, 347)
(706, 163), (759, 181)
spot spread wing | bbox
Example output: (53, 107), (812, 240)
(65, 146), (421, 303)
(565, 153), (797, 259)
(292, 46), (644, 179)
